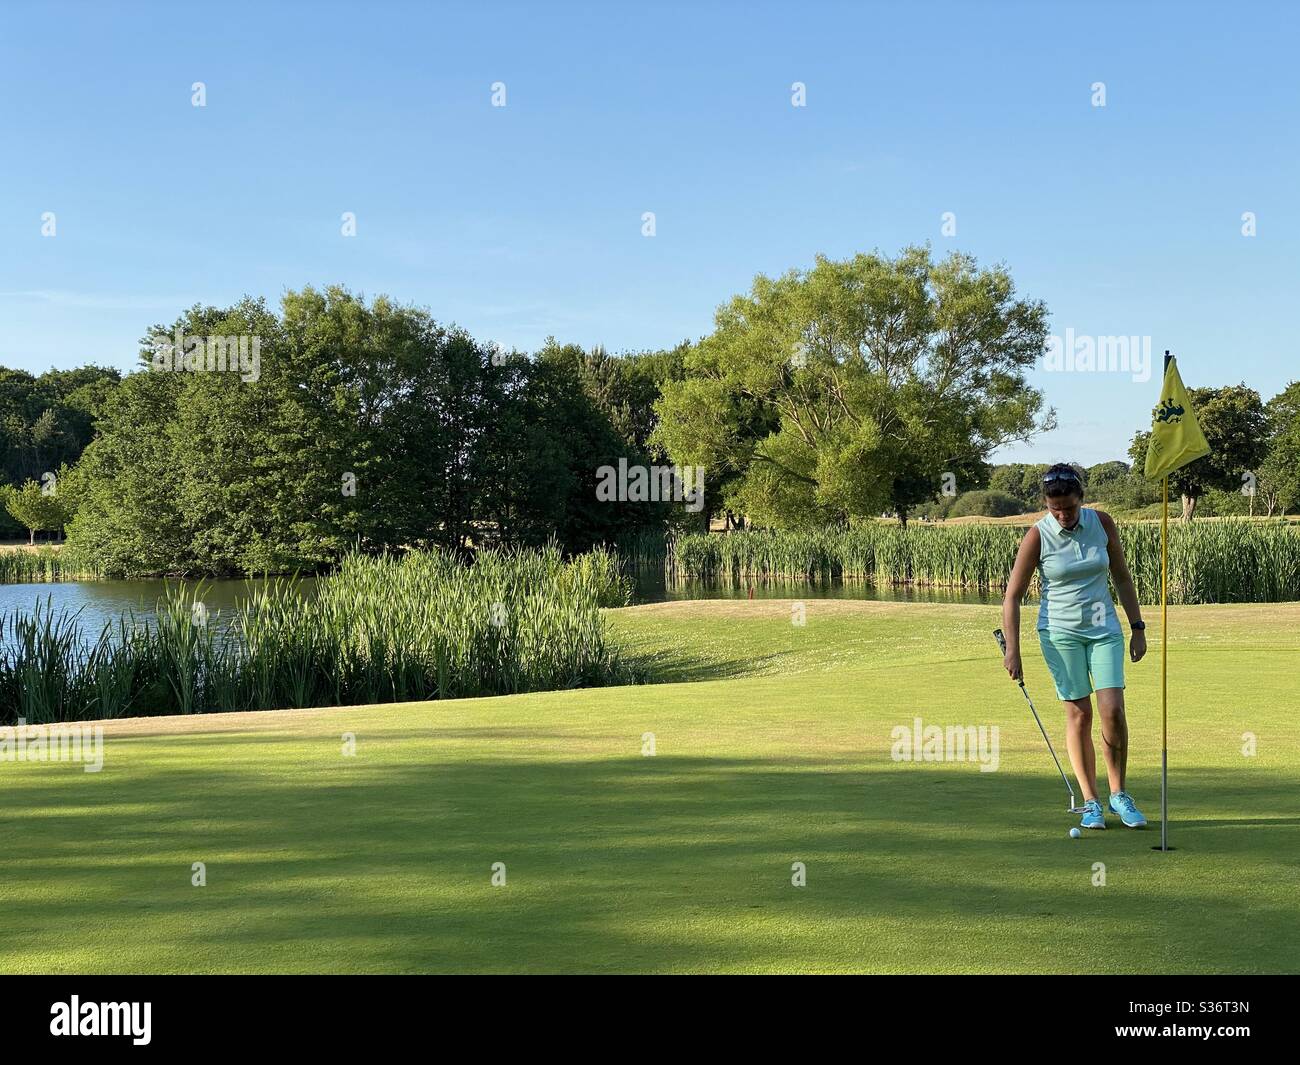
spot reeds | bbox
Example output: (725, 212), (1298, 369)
(664, 520), (1300, 603)
(0, 545), (634, 724)
(0, 547), (101, 583)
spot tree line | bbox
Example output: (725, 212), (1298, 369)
(3, 250), (1298, 574)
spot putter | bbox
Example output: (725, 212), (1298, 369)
(993, 629), (1082, 814)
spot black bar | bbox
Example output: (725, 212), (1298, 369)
(2, 975), (1291, 1050)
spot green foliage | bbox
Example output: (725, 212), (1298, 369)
(0, 545), (634, 724)
(0, 546), (97, 581)
(666, 520), (1300, 603)
(1084, 460), (1133, 505)
(65, 290), (657, 576)
(484, 340), (652, 551)
(653, 247), (1053, 527)
(2, 478), (69, 543)
(911, 494), (958, 521)
(1128, 384), (1270, 518)
(1258, 381), (1300, 516)
(947, 489), (1025, 518)
(1085, 459), (1162, 511)
(987, 463), (1046, 508)
(0, 366), (119, 539)
(580, 343), (688, 459)
(0, 365), (120, 484)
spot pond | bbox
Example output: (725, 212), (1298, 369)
(0, 574), (1001, 639)
(631, 574), (1003, 606)
(0, 578), (320, 642)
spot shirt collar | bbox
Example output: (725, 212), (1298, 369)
(1047, 509), (1083, 534)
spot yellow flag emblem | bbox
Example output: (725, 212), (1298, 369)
(1144, 357), (1210, 480)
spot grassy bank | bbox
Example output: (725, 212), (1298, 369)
(1, 599), (1295, 973)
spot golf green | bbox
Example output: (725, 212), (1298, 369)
(2, 600), (1296, 973)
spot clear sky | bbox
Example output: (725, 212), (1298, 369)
(1, 0), (1296, 466)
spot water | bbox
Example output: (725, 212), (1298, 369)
(0, 575), (999, 650)
(630, 574), (1003, 605)
(0, 578), (318, 641)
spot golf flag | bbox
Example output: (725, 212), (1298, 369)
(1144, 358), (1210, 479)
(1146, 353), (1211, 854)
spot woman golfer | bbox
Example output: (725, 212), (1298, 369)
(1001, 464), (1148, 830)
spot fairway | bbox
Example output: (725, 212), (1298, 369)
(2, 600), (1297, 974)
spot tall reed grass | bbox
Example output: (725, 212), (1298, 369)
(0, 545), (633, 724)
(662, 519), (1300, 604)
(0, 547), (101, 583)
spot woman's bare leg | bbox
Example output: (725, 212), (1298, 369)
(1063, 696), (1098, 801)
(1094, 687), (1128, 795)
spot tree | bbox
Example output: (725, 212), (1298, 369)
(1085, 460), (1128, 500)
(948, 489), (1024, 518)
(653, 247), (1053, 527)
(0, 365), (120, 486)
(2, 477), (68, 544)
(989, 463), (1049, 508)
(1128, 385), (1270, 520)
(65, 289), (655, 576)
(1257, 382), (1300, 516)
(580, 343), (688, 459)
(0, 365), (120, 541)
(480, 340), (666, 551)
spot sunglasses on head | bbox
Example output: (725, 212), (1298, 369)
(1043, 471), (1080, 485)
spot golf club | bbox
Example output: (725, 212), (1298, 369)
(993, 628), (1082, 813)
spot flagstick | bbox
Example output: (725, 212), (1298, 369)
(1160, 473), (1169, 852)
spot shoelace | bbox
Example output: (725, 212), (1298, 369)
(1113, 792), (1136, 813)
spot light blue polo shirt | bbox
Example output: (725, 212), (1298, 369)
(1035, 507), (1121, 638)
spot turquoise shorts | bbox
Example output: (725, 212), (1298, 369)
(1037, 630), (1125, 701)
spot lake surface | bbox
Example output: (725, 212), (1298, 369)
(631, 575), (1003, 606)
(0, 575), (999, 641)
(0, 578), (319, 640)
(0, 579), (993, 621)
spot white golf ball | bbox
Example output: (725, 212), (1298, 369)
(1069, 827), (1081, 839)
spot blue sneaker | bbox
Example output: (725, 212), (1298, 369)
(1079, 799), (1106, 830)
(1109, 791), (1147, 828)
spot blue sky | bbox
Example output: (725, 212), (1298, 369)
(1, 0), (1295, 466)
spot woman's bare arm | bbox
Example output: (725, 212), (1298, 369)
(1001, 525), (1040, 680)
(1099, 509), (1147, 662)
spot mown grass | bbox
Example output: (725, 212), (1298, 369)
(1, 599), (1295, 974)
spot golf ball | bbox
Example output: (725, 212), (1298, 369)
(1069, 827), (1081, 839)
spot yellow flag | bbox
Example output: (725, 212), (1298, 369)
(1144, 357), (1210, 480)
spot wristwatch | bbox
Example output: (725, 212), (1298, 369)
(1130, 620), (1146, 631)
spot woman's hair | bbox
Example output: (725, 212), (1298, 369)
(1041, 462), (1085, 500)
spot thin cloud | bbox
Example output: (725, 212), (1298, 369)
(0, 290), (191, 311)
